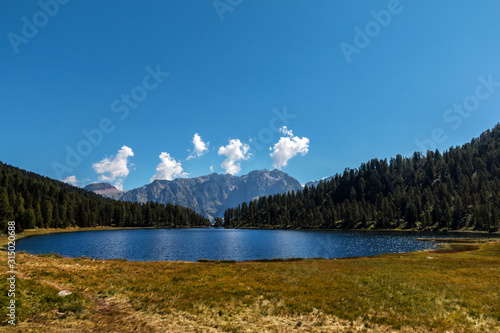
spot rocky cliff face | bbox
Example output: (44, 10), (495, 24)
(85, 169), (302, 219)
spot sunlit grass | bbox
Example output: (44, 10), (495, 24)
(1, 241), (499, 332)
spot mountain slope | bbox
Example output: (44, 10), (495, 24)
(0, 162), (210, 231)
(87, 170), (302, 219)
(224, 124), (500, 231)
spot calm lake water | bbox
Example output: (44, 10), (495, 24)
(15, 228), (496, 262)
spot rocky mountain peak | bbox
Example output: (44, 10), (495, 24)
(84, 170), (302, 220)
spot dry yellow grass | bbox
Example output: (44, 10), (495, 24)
(1, 240), (499, 332)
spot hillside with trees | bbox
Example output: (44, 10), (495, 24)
(0, 162), (210, 232)
(224, 124), (500, 232)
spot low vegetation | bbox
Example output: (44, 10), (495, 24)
(1, 240), (499, 332)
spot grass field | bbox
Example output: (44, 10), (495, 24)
(0, 236), (499, 332)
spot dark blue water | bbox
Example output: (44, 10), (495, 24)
(15, 228), (496, 262)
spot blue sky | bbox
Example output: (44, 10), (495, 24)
(1, 0), (500, 190)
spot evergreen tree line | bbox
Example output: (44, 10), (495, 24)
(224, 124), (500, 231)
(0, 162), (210, 232)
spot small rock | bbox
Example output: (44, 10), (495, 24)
(57, 290), (72, 297)
(56, 311), (66, 318)
(424, 257), (433, 260)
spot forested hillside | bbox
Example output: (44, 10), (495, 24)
(0, 162), (210, 232)
(224, 124), (500, 231)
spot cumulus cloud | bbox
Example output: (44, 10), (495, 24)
(279, 126), (294, 137)
(270, 127), (309, 169)
(187, 133), (209, 160)
(113, 179), (126, 191)
(218, 139), (251, 175)
(150, 152), (188, 182)
(62, 175), (79, 187)
(92, 146), (134, 190)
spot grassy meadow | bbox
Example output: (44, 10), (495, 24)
(0, 236), (499, 332)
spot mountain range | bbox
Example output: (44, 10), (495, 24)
(84, 169), (303, 220)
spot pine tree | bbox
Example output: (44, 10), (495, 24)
(21, 208), (36, 229)
(0, 189), (13, 224)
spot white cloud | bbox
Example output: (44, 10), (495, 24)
(150, 152), (188, 182)
(62, 175), (79, 186)
(210, 165), (214, 173)
(113, 179), (125, 191)
(218, 139), (251, 175)
(187, 133), (209, 159)
(92, 146), (134, 190)
(270, 127), (309, 169)
(279, 126), (294, 137)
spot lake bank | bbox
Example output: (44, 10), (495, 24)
(9, 228), (470, 262)
(2, 240), (499, 332)
(0, 225), (213, 250)
(4, 225), (497, 249)
(12, 227), (500, 262)
(0, 227), (148, 250)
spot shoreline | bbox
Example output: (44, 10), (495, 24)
(0, 226), (211, 249)
(220, 226), (500, 239)
(3, 225), (498, 246)
(3, 226), (498, 263)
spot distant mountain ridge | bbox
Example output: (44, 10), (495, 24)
(85, 169), (302, 219)
(305, 176), (334, 188)
(83, 183), (122, 195)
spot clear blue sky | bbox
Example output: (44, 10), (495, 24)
(1, 0), (500, 190)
